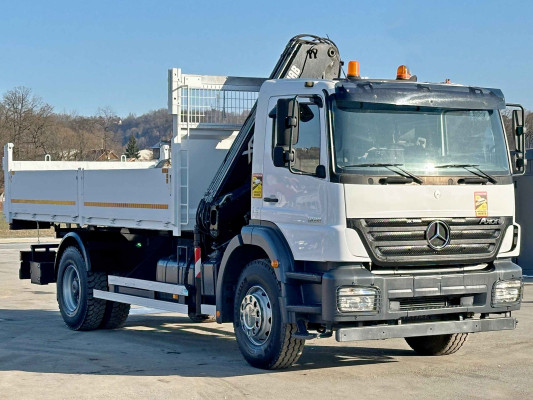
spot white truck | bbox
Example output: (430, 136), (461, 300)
(3, 35), (525, 369)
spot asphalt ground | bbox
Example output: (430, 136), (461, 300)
(0, 240), (532, 400)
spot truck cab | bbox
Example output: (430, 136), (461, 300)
(254, 77), (521, 265)
(219, 73), (524, 364)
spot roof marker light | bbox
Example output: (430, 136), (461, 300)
(347, 61), (360, 78)
(396, 65), (411, 80)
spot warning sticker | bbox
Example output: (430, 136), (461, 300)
(474, 191), (488, 217)
(252, 174), (263, 198)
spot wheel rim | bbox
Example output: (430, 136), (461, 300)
(239, 285), (272, 346)
(62, 264), (81, 316)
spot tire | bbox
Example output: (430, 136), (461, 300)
(56, 247), (107, 331)
(100, 301), (130, 329)
(405, 333), (469, 356)
(233, 259), (305, 369)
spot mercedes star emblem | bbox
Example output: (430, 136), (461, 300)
(426, 220), (450, 250)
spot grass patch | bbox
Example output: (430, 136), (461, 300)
(0, 206), (55, 238)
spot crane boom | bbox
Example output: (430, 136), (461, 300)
(197, 34), (342, 239)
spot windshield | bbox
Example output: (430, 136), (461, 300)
(331, 99), (510, 176)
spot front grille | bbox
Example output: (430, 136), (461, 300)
(396, 296), (461, 311)
(379, 243), (494, 256)
(370, 229), (498, 242)
(348, 217), (511, 267)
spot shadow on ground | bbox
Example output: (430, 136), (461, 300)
(0, 308), (413, 377)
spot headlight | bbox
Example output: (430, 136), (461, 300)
(337, 286), (379, 313)
(492, 279), (522, 307)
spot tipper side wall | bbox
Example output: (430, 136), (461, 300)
(3, 72), (264, 234)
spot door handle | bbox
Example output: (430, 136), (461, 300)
(263, 196), (279, 203)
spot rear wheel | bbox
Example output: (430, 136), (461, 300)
(233, 259), (305, 369)
(56, 247), (107, 331)
(100, 301), (130, 329)
(405, 333), (469, 356)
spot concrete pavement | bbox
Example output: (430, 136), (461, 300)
(0, 242), (531, 400)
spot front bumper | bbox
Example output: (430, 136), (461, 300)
(320, 259), (522, 323)
(336, 316), (516, 342)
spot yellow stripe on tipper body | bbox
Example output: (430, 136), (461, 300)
(11, 199), (76, 206)
(84, 201), (168, 210)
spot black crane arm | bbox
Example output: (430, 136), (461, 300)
(196, 34), (342, 244)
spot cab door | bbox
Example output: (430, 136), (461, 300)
(259, 95), (329, 258)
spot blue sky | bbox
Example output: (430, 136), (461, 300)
(1, 0), (532, 116)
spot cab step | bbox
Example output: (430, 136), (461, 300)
(286, 305), (321, 314)
(285, 271), (322, 283)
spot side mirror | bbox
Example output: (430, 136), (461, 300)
(510, 105), (526, 174)
(273, 146), (295, 167)
(276, 98), (299, 147)
(512, 109), (524, 137)
(273, 146), (285, 167)
(315, 165), (326, 179)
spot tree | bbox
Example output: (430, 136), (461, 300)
(0, 86), (53, 160)
(124, 134), (140, 159)
(115, 109), (171, 149)
(56, 112), (101, 161)
(96, 106), (121, 152)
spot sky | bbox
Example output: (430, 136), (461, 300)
(1, 0), (532, 117)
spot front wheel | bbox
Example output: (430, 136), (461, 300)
(405, 333), (469, 356)
(233, 259), (305, 369)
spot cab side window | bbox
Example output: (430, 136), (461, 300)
(272, 102), (321, 174)
(292, 103), (321, 174)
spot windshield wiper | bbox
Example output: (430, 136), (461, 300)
(434, 164), (497, 184)
(343, 163), (423, 184)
